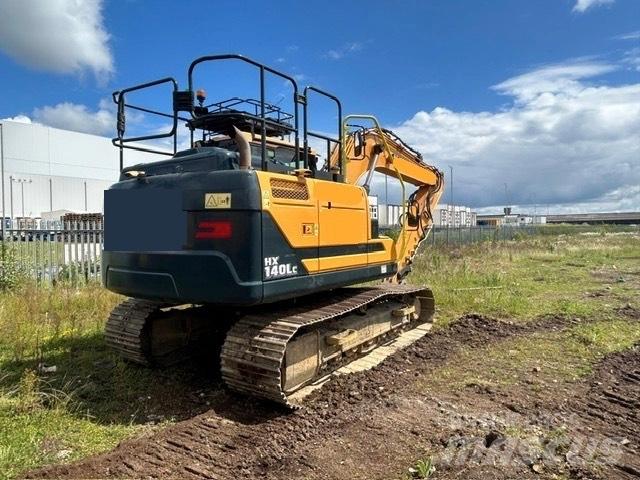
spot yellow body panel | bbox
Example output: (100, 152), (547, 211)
(315, 180), (368, 245)
(256, 170), (395, 274)
(256, 171), (318, 248)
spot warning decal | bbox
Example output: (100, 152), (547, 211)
(204, 193), (231, 209)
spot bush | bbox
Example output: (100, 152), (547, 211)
(0, 245), (28, 291)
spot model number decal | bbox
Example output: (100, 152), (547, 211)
(264, 256), (298, 279)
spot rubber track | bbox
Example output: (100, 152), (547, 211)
(104, 298), (164, 365)
(220, 284), (430, 408)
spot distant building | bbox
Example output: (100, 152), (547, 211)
(476, 214), (503, 226)
(433, 204), (477, 227)
(368, 195), (378, 220)
(0, 120), (156, 220)
(377, 201), (477, 228)
(546, 212), (640, 225)
(477, 213), (546, 226)
(378, 203), (403, 228)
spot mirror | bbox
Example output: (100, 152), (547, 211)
(354, 130), (365, 157)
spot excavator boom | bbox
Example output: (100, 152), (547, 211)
(333, 121), (444, 280)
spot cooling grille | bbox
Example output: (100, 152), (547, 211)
(270, 179), (309, 200)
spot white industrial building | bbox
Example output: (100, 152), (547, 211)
(433, 204), (477, 227)
(375, 200), (477, 228)
(0, 120), (156, 221)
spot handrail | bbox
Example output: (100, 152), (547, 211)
(303, 86), (342, 173)
(187, 54), (301, 171)
(112, 77), (179, 171)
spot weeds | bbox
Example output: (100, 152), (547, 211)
(0, 245), (28, 291)
(423, 318), (640, 393)
(0, 281), (120, 362)
(405, 457), (435, 479)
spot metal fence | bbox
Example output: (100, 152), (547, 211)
(1, 222), (638, 285)
(1, 220), (103, 283)
(392, 224), (640, 248)
(428, 225), (539, 246)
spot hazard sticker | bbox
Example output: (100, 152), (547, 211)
(204, 193), (231, 209)
(261, 190), (271, 209)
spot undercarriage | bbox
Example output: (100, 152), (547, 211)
(105, 284), (434, 407)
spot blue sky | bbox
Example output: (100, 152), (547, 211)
(1, 0), (639, 212)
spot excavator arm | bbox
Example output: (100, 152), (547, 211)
(330, 118), (444, 282)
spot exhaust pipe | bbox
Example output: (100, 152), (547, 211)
(233, 126), (251, 170)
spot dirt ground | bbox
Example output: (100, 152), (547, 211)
(25, 307), (639, 480)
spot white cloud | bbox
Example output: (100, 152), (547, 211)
(623, 47), (640, 72)
(389, 60), (640, 213)
(1, 115), (32, 124)
(614, 30), (640, 41)
(325, 42), (363, 60)
(492, 61), (617, 102)
(572, 0), (615, 13)
(0, 0), (113, 80)
(33, 99), (114, 136)
(477, 184), (640, 215)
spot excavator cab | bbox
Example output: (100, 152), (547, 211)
(103, 54), (444, 406)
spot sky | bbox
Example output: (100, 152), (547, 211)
(0, 0), (638, 214)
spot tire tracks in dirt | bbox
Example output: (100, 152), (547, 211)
(25, 313), (630, 480)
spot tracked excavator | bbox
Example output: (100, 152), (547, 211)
(103, 54), (444, 407)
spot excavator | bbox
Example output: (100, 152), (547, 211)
(103, 54), (444, 407)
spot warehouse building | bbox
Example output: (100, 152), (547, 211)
(0, 120), (155, 221)
(477, 213), (547, 226)
(432, 204), (477, 227)
(377, 200), (477, 228)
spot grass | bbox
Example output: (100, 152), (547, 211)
(0, 283), (133, 479)
(0, 376), (136, 479)
(410, 232), (640, 324)
(0, 231), (639, 479)
(0, 283), (221, 479)
(422, 318), (640, 393)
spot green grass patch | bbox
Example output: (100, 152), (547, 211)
(0, 369), (138, 479)
(0, 283), (134, 478)
(0, 282), (224, 478)
(410, 233), (640, 324)
(423, 317), (640, 393)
